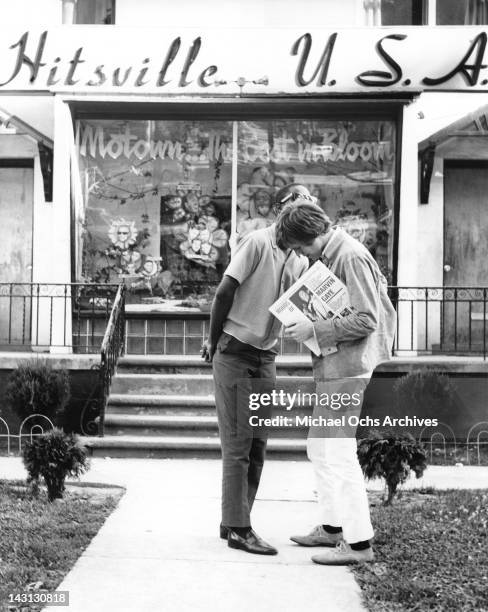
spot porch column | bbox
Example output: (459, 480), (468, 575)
(47, 96), (72, 353)
(61, 0), (77, 25)
(395, 102), (419, 354)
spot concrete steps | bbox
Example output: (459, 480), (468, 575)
(111, 373), (216, 396)
(82, 434), (307, 459)
(112, 373), (315, 395)
(106, 393), (314, 417)
(80, 353), (488, 458)
(107, 394), (216, 416)
(82, 355), (314, 459)
(116, 355), (314, 377)
(104, 413), (308, 439)
(104, 414), (221, 437)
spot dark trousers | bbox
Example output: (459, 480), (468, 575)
(212, 333), (277, 527)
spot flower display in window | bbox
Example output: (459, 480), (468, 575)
(179, 215), (228, 266)
(108, 218), (138, 250)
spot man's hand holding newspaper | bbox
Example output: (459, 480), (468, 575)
(269, 260), (354, 357)
(285, 319), (315, 343)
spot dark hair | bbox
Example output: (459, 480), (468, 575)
(276, 201), (331, 248)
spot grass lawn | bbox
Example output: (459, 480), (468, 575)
(354, 489), (488, 612)
(0, 480), (124, 612)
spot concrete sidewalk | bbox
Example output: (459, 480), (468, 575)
(1, 459), (488, 612)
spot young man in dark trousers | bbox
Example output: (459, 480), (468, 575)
(201, 184), (311, 555)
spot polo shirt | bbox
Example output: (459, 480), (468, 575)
(223, 224), (308, 350)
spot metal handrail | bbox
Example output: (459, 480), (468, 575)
(98, 284), (126, 436)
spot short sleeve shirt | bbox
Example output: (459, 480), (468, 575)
(223, 225), (308, 350)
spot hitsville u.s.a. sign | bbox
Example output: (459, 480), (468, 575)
(0, 27), (488, 94)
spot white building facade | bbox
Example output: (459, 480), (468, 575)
(0, 0), (487, 356)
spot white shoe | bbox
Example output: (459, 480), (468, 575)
(311, 540), (374, 565)
(290, 525), (343, 547)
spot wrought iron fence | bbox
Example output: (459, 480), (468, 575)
(0, 283), (486, 358)
(123, 286), (488, 357)
(389, 287), (487, 359)
(97, 284), (126, 435)
(0, 283), (119, 352)
(417, 421), (488, 466)
(0, 414), (55, 456)
(0, 283), (126, 440)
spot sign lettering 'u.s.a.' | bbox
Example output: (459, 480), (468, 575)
(0, 28), (488, 93)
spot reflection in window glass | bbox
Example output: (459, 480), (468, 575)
(381, 0), (424, 25)
(75, 120), (232, 301)
(75, 117), (397, 301)
(237, 120), (396, 282)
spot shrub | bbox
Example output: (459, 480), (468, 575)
(6, 360), (70, 425)
(22, 428), (89, 502)
(394, 369), (458, 418)
(357, 430), (427, 505)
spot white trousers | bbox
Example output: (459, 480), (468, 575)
(306, 373), (374, 544)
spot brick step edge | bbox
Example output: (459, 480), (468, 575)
(119, 355), (312, 368)
(113, 374), (315, 383)
(105, 414), (218, 427)
(104, 413), (307, 431)
(108, 394), (215, 406)
(81, 435), (306, 452)
(107, 395), (316, 410)
(117, 356), (488, 374)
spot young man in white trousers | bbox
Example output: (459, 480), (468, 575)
(275, 200), (396, 565)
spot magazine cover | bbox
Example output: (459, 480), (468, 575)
(269, 260), (353, 356)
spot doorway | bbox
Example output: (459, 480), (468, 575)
(0, 161), (34, 347)
(443, 160), (488, 352)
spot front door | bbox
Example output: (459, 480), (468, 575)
(443, 160), (488, 352)
(0, 162), (34, 347)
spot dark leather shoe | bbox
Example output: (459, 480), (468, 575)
(227, 529), (278, 555)
(220, 524), (229, 540)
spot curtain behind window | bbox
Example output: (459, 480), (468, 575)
(465, 0), (488, 24)
(75, 0), (114, 24)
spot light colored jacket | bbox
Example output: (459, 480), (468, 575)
(312, 228), (396, 379)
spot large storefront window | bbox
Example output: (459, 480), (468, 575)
(75, 116), (396, 302)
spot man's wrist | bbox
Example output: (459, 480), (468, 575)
(207, 334), (220, 347)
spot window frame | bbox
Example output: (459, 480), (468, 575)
(69, 98), (406, 286)
(372, 0), (475, 27)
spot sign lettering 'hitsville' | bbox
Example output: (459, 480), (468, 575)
(0, 29), (487, 92)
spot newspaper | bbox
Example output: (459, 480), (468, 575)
(269, 260), (354, 356)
